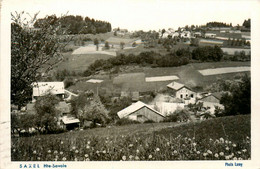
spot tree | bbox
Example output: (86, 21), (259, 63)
(70, 91), (109, 127)
(94, 38), (99, 51)
(11, 12), (70, 107)
(120, 42), (125, 49)
(220, 74), (251, 116)
(105, 41), (110, 50)
(34, 94), (60, 133)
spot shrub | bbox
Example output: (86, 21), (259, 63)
(116, 118), (140, 126)
(144, 119), (155, 123)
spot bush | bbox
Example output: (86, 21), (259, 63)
(144, 119), (155, 123)
(115, 118), (140, 126)
(163, 113), (178, 122)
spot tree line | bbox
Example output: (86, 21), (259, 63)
(34, 15), (112, 35)
(83, 46), (224, 76)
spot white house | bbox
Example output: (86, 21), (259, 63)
(117, 101), (165, 122)
(32, 82), (65, 102)
(205, 33), (216, 38)
(180, 31), (191, 39)
(167, 81), (196, 103)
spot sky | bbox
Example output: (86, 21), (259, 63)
(3, 0), (254, 31)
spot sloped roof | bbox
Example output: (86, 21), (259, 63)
(117, 101), (164, 118)
(167, 81), (186, 91)
(32, 82), (64, 96)
(61, 116), (80, 125)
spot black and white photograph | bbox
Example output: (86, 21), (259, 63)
(1, 0), (260, 168)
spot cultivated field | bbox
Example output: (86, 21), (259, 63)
(221, 48), (251, 55)
(198, 66), (250, 76)
(11, 115), (250, 161)
(72, 45), (117, 56)
(67, 61), (251, 93)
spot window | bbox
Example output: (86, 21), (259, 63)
(180, 94), (183, 98)
(137, 115), (143, 118)
(191, 94), (194, 98)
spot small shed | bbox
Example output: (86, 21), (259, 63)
(197, 92), (224, 114)
(117, 101), (165, 123)
(60, 116), (80, 130)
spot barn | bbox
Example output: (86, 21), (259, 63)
(167, 81), (196, 101)
(117, 101), (165, 123)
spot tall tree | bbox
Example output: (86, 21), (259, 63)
(11, 12), (70, 107)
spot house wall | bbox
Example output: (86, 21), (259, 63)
(197, 101), (224, 114)
(127, 107), (164, 123)
(176, 87), (196, 100)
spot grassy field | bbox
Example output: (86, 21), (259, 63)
(54, 52), (115, 73)
(11, 115), (250, 161)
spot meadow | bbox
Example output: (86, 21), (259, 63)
(11, 115), (250, 161)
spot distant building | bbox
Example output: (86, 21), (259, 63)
(193, 32), (202, 37)
(205, 33), (216, 38)
(32, 82), (65, 102)
(180, 31), (191, 39)
(154, 102), (185, 117)
(117, 101), (165, 122)
(167, 81), (196, 101)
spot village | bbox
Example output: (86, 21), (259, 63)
(8, 2), (252, 161)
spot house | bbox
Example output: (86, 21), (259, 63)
(193, 32), (202, 37)
(167, 81), (196, 101)
(180, 31), (191, 39)
(154, 102), (185, 117)
(205, 33), (216, 38)
(117, 101), (165, 122)
(197, 92), (224, 114)
(32, 82), (65, 102)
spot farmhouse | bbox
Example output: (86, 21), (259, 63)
(117, 101), (165, 122)
(197, 92), (224, 114)
(32, 82), (65, 102)
(59, 116), (80, 130)
(167, 81), (196, 102)
(205, 33), (216, 38)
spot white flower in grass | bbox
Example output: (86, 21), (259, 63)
(86, 145), (90, 149)
(48, 150), (51, 153)
(237, 151), (242, 154)
(37, 157), (41, 160)
(167, 142), (170, 146)
(230, 153), (234, 157)
(72, 146), (76, 150)
(33, 150), (37, 154)
(238, 157), (243, 160)
(232, 144), (237, 147)
(193, 143), (197, 146)
(136, 149), (140, 153)
(129, 155), (133, 159)
(61, 141), (63, 145)
(60, 151), (63, 155)
(62, 157), (66, 161)
(135, 156), (139, 160)
(129, 144), (133, 148)
(219, 152), (224, 156)
(96, 150), (99, 154)
(225, 156), (230, 160)
(242, 149), (247, 153)
(203, 153), (208, 157)
(229, 141), (232, 144)
(103, 150), (106, 154)
(225, 140), (229, 144)
(207, 150), (212, 154)
(197, 151), (200, 154)
(85, 158), (90, 161)
(85, 154), (89, 158)
(233, 157), (237, 160)
(156, 148), (160, 152)
(214, 153), (219, 158)
(87, 141), (91, 144)
(54, 150), (58, 154)
(122, 156), (126, 161)
(148, 155), (152, 159)
(75, 150), (79, 154)
(226, 147), (230, 151)
(74, 158), (78, 161)
(220, 138), (224, 143)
